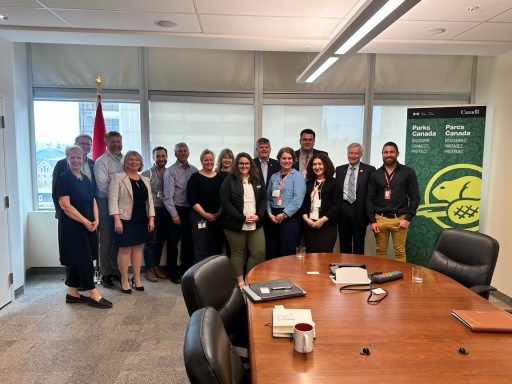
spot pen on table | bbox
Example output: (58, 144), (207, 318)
(271, 286), (292, 291)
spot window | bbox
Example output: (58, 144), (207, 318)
(34, 100), (141, 210)
(262, 105), (364, 167)
(149, 101), (254, 168)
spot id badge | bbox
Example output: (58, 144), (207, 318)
(384, 187), (391, 200)
(272, 190), (280, 198)
(197, 220), (207, 229)
(310, 211), (319, 220)
(314, 199), (322, 208)
(276, 197), (282, 206)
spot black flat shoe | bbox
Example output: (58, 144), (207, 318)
(102, 275), (114, 288)
(65, 294), (89, 304)
(131, 277), (145, 291)
(88, 297), (113, 309)
(170, 274), (181, 284)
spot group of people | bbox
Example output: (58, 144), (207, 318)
(52, 128), (420, 306)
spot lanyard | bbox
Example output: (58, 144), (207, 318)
(384, 169), (396, 188)
(279, 172), (290, 192)
(311, 180), (324, 202)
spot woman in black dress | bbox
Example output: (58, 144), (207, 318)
(56, 145), (112, 308)
(301, 154), (341, 253)
(109, 151), (155, 293)
(187, 149), (223, 265)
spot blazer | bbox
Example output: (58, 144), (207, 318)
(253, 157), (280, 188)
(335, 162), (376, 225)
(220, 174), (267, 232)
(52, 157), (96, 219)
(293, 148), (329, 171)
(301, 178), (341, 223)
(108, 172), (155, 220)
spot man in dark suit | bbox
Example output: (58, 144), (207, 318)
(335, 142), (375, 255)
(293, 129), (328, 177)
(253, 137), (280, 188)
(52, 134), (96, 219)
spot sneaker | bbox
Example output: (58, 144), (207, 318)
(145, 268), (158, 283)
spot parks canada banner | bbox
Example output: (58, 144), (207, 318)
(404, 105), (486, 266)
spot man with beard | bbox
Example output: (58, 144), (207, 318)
(366, 142), (419, 262)
(141, 147), (170, 283)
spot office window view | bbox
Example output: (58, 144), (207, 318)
(34, 100), (141, 210)
(262, 105), (364, 167)
(149, 101), (254, 168)
(370, 106), (408, 166)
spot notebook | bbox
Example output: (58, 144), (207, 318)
(272, 307), (315, 338)
(243, 278), (306, 302)
(451, 309), (512, 332)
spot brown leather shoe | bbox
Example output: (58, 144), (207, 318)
(154, 268), (167, 279)
(145, 268), (158, 282)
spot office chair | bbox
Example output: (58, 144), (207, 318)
(184, 306), (250, 384)
(428, 228), (499, 299)
(181, 255), (249, 351)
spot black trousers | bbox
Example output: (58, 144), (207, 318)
(338, 200), (368, 255)
(190, 209), (218, 265)
(167, 205), (194, 276)
(143, 206), (171, 269)
(65, 262), (95, 291)
(268, 208), (301, 259)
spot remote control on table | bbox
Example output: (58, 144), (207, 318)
(372, 271), (403, 284)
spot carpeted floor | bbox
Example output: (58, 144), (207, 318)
(0, 274), (190, 384)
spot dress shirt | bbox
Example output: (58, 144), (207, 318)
(163, 160), (198, 217)
(93, 151), (124, 198)
(267, 168), (306, 217)
(242, 177), (256, 231)
(366, 162), (420, 223)
(141, 165), (166, 208)
(298, 150), (312, 175)
(343, 163), (360, 201)
(259, 160), (268, 184)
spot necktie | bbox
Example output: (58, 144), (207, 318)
(347, 166), (356, 204)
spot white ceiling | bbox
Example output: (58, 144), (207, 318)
(0, 0), (511, 56)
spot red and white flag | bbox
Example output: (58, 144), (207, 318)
(92, 96), (107, 160)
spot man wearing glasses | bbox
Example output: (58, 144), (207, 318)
(293, 129), (328, 178)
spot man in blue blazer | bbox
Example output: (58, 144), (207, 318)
(293, 129), (328, 177)
(52, 134), (96, 219)
(335, 142), (375, 255)
(253, 137), (280, 188)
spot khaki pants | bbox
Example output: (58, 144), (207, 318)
(224, 228), (266, 277)
(374, 214), (408, 262)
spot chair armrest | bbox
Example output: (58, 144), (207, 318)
(470, 285), (497, 295)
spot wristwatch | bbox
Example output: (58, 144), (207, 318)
(282, 212), (288, 219)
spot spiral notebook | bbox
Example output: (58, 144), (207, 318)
(243, 278), (306, 302)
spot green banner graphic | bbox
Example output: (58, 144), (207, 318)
(405, 106), (486, 266)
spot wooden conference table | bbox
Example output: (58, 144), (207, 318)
(245, 253), (512, 384)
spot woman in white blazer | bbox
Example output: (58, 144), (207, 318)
(109, 151), (155, 294)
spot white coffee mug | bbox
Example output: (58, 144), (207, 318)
(293, 323), (314, 353)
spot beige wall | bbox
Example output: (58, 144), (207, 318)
(476, 53), (512, 297)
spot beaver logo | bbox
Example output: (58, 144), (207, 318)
(416, 164), (482, 231)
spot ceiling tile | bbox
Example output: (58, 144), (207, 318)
(0, 7), (67, 27)
(453, 22), (512, 41)
(378, 20), (481, 40)
(196, 0), (360, 18)
(489, 7), (512, 22)
(0, 1), (38, 7)
(201, 14), (341, 38)
(54, 10), (201, 32)
(39, 0), (196, 13)
(402, 0), (512, 22)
